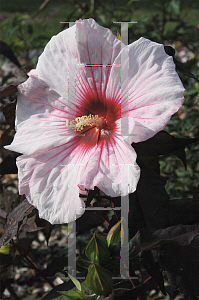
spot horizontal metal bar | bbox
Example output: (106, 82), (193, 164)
(85, 207), (121, 210)
(64, 276), (139, 279)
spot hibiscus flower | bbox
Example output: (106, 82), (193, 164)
(5, 19), (184, 224)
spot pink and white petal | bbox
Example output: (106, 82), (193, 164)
(128, 38), (184, 143)
(106, 37), (185, 143)
(35, 23), (77, 100)
(114, 117), (136, 145)
(5, 75), (76, 155)
(75, 19), (123, 99)
(27, 69), (36, 76)
(16, 149), (86, 224)
(78, 137), (140, 197)
(35, 19), (123, 110)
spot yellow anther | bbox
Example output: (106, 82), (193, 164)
(66, 114), (106, 132)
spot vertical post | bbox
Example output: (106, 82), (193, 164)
(67, 21), (77, 278)
(67, 220), (76, 277)
(113, 21), (136, 279)
(60, 21), (77, 278)
(120, 166), (130, 279)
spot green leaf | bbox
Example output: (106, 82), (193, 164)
(117, 30), (121, 40)
(184, 89), (197, 96)
(165, 0), (180, 15)
(86, 263), (113, 296)
(106, 219), (121, 256)
(0, 243), (12, 255)
(85, 233), (111, 266)
(67, 272), (85, 293)
(58, 290), (86, 299)
(195, 82), (199, 92)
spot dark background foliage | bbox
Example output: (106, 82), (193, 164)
(0, 0), (198, 299)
